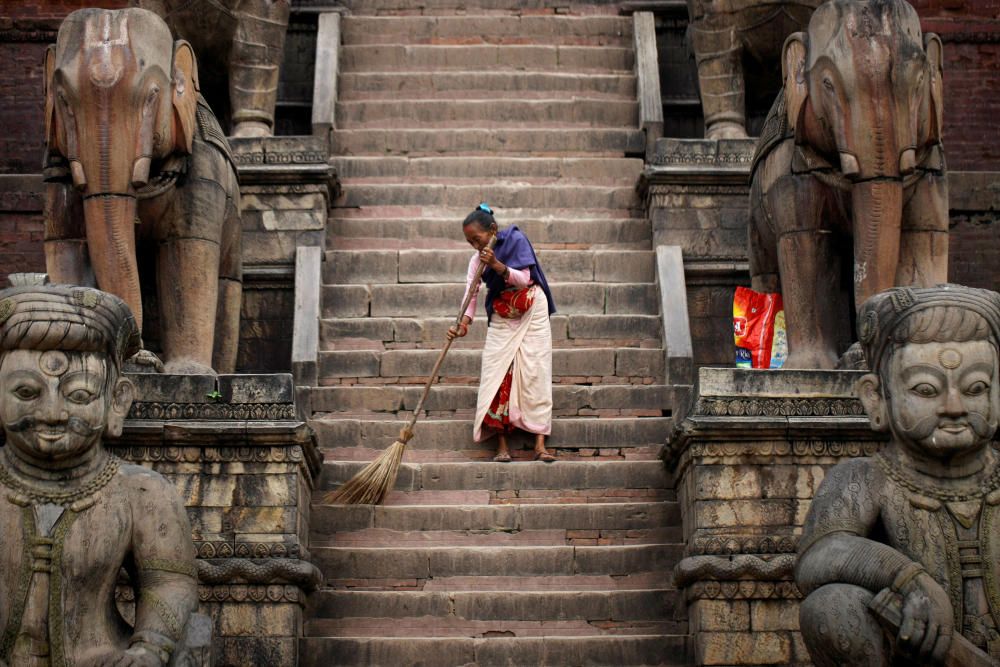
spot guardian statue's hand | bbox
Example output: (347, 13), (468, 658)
(896, 571), (953, 664)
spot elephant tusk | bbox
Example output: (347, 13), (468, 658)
(899, 148), (917, 175)
(839, 153), (860, 178)
(70, 161), (87, 191)
(131, 156), (151, 189)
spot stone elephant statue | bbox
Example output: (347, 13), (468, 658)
(687, 0), (822, 139)
(132, 0), (290, 138)
(748, 0), (949, 369)
(43, 7), (242, 374)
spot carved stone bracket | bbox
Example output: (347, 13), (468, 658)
(197, 558), (323, 590)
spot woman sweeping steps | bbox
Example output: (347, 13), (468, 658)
(447, 204), (557, 463)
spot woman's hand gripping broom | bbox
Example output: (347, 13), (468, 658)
(325, 234), (497, 504)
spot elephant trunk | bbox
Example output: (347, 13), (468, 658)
(82, 194), (143, 330)
(852, 179), (904, 307)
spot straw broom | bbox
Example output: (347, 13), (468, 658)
(325, 234), (497, 505)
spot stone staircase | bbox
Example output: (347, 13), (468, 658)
(303, 4), (686, 665)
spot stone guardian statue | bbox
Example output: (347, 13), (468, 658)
(797, 284), (1000, 665)
(0, 285), (199, 667)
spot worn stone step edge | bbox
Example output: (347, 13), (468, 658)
(329, 156), (644, 181)
(330, 127), (646, 156)
(298, 635), (688, 667)
(339, 45), (634, 72)
(309, 384), (671, 413)
(339, 72), (636, 99)
(312, 544), (684, 580)
(311, 500), (677, 532)
(341, 15), (632, 45)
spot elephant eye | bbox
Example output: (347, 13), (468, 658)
(822, 77), (835, 93)
(58, 92), (74, 117)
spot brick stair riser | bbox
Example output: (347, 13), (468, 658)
(316, 348), (664, 384)
(306, 619), (680, 639)
(318, 507), (677, 531)
(309, 589), (674, 622)
(339, 72), (635, 100)
(340, 45), (634, 72)
(310, 417), (672, 451)
(321, 447), (666, 464)
(321, 284), (659, 318)
(339, 183), (640, 210)
(322, 249), (654, 284)
(337, 99), (637, 129)
(330, 128), (646, 156)
(312, 545), (683, 581)
(336, 0), (625, 11)
(327, 218), (652, 249)
(299, 636), (688, 667)
(341, 16), (632, 46)
(319, 316), (662, 352)
(309, 384), (671, 414)
(320, 527), (678, 548)
(328, 157), (643, 182)
(328, 572), (673, 593)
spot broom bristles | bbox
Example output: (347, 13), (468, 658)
(324, 439), (406, 505)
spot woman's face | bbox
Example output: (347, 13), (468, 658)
(464, 222), (494, 251)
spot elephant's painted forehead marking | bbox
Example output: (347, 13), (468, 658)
(83, 14), (129, 88)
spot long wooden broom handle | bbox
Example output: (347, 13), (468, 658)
(399, 234), (497, 442)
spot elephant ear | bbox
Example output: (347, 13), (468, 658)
(782, 32), (808, 137)
(924, 33), (944, 144)
(171, 39), (200, 155)
(43, 45), (60, 155)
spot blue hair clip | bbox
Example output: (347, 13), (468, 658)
(477, 202), (493, 215)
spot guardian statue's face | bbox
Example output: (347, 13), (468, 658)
(883, 340), (999, 459)
(0, 349), (127, 464)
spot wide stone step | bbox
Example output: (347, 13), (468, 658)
(341, 15), (631, 46)
(323, 249), (654, 284)
(330, 128), (646, 156)
(299, 635), (687, 667)
(314, 500), (676, 532)
(317, 347), (664, 380)
(312, 544), (682, 580)
(329, 156), (643, 182)
(339, 182), (640, 210)
(319, 315), (662, 349)
(337, 98), (637, 129)
(309, 589), (673, 622)
(326, 217), (651, 250)
(326, 572), (670, 593)
(337, 0), (625, 11)
(340, 45), (634, 72)
(321, 283), (658, 317)
(310, 384), (671, 414)
(339, 71), (635, 100)
(310, 417), (673, 452)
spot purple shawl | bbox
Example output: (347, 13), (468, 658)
(481, 226), (556, 322)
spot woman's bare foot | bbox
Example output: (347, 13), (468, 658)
(533, 434), (555, 463)
(493, 435), (512, 463)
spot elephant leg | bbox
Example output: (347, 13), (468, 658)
(229, 0), (291, 138)
(158, 237), (220, 375)
(800, 584), (891, 667)
(43, 182), (94, 286)
(212, 192), (243, 374)
(772, 176), (841, 369)
(690, 18), (747, 140)
(898, 170), (949, 287)
(749, 174), (780, 293)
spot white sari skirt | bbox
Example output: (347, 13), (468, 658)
(473, 286), (553, 442)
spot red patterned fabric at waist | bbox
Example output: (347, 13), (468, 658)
(493, 286), (534, 319)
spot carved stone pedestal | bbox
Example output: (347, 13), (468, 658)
(229, 136), (337, 372)
(666, 368), (886, 666)
(111, 373), (322, 667)
(640, 138), (755, 369)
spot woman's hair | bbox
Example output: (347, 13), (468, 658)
(463, 204), (496, 231)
